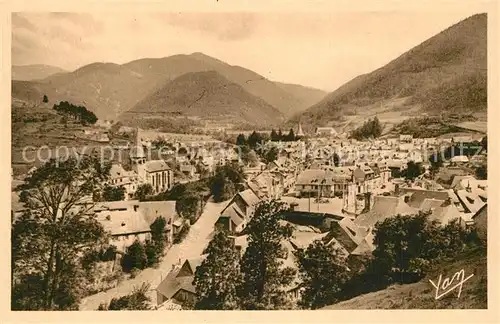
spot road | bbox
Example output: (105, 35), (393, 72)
(79, 200), (228, 310)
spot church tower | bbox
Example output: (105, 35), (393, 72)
(130, 127), (146, 177)
(296, 121), (305, 139)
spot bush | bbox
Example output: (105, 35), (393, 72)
(173, 223), (190, 244)
(121, 240), (148, 272)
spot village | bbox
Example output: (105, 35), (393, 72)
(11, 120), (488, 310)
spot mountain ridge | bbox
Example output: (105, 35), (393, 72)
(291, 13), (487, 132)
(12, 53), (325, 122)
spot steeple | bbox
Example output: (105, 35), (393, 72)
(296, 121), (305, 138)
(130, 127), (146, 162)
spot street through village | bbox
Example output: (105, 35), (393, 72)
(79, 200), (228, 311)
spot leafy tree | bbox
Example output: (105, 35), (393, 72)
(43, 94), (49, 103)
(102, 185), (126, 201)
(134, 183), (153, 201)
(428, 152), (444, 177)
(105, 283), (151, 310)
(193, 230), (241, 310)
(242, 149), (259, 167)
(210, 163), (246, 203)
(270, 129), (279, 142)
(263, 146), (279, 164)
(350, 117), (383, 140)
(476, 163), (487, 180)
(121, 240), (148, 272)
(12, 156), (111, 310)
(236, 134), (247, 147)
(52, 101), (97, 125)
(295, 240), (349, 309)
(333, 153), (340, 167)
(481, 135), (487, 152)
(370, 212), (470, 284)
(403, 161), (423, 181)
(238, 200), (296, 310)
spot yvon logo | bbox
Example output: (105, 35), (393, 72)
(429, 269), (474, 300)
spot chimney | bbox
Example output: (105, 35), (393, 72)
(466, 181), (472, 193)
(395, 183), (400, 196)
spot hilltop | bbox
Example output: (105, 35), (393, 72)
(12, 53), (324, 122)
(292, 13), (487, 134)
(322, 247), (487, 309)
(121, 70), (285, 127)
(12, 64), (67, 81)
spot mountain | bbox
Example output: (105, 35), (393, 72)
(12, 64), (67, 81)
(292, 13), (487, 132)
(274, 82), (327, 109)
(121, 70), (285, 127)
(12, 53), (318, 122)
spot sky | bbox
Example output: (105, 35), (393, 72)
(12, 10), (486, 91)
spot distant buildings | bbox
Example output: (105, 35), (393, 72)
(315, 127), (338, 137)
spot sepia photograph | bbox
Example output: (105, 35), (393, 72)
(8, 3), (493, 315)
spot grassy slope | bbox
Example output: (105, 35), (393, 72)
(323, 247), (487, 309)
(292, 13), (487, 133)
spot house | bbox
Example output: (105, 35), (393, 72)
(315, 127), (338, 137)
(354, 196), (418, 229)
(155, 256), (206, 307)
(94, 200), (180, 252)
(400, 134), (413, 143)
(95, 204), (151, 252)
(179, 164), (196, 178)
(108, 163), (140, 199)
(214, 189), (261, 233)
(295, 169), (335, 198)
(142, 160), (174, 194)
(472, 204), (487, 241)
(450, 155), (469, 165)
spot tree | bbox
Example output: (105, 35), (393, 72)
(247, 131), (263, 150)
(134, 183), (153, 201)
(481, 135), (487, 152)
(210, 163), (246, 203)
(428, 152), (444, 177)
(102, 185), (126, 201)
(332, 153), (340, 167)
(147, 216), (167, 266)
(370, 212), (470, 285)
(263, 146), (279, 164)
(242, 149), (259, 167)
(236, 134), (247, 147)
(403, 161), (423, 181)
(295, 240), (349, 309)
(270, 129), (279, 142)
(12, 156), (111, 310)
(372, 116), (382, 138)
(285, 128), (295, 142)
(238, 200), (296, 310)
(121, 240), (148, 272)
(476, 163), (487, 180)
(105, 283), (151, 310)
(43, 94), (49, 103)
(193, 230), (241, 310)
(277, 129), (284, 141)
